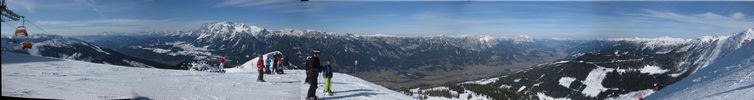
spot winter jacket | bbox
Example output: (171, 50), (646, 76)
(256, 57), (264, 71)
(283, 57), (290, 67)
(264, 56), (273, 68)
(220, 57), (225, 63)
(277, 58), (284, 65)
(322, 65), (333, 78)
(305, 56), (324, 76)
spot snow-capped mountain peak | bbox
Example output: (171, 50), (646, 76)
(730, 28), (754, 49)
(199, 22), (264, 33)
(477, 35), (496, 42)
(196, 22), (267, 41)
(459, 35), (497, 43)
(511, 35), (534, 43)
(744, 28), (753, 41)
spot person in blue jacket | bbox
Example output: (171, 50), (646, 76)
(264, 53), (273, 74)
(322, 60), (334, 95)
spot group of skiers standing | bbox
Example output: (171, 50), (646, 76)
(250, 50), (334, 100)
(304, 49), (335, 100)
(255, 52), (288, 82)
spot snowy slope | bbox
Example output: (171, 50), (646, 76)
(646, 37), (754, 99)
(1, 52), (412, 100)
(2, 34), (174, 69)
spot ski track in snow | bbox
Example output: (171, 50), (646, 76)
(1, 52), (412, 100)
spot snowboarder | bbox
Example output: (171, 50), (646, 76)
(256, 55), (266, 82)
(305, 49), (325, 100)
(322, 60), (334, 95)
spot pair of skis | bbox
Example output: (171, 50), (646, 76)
(306, 92), (334, 100)
(323, 91), (335, 96)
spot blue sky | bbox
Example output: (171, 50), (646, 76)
(1, 0), (752, 39)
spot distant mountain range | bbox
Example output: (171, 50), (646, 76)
(76, 22), (579, 89)
(409, 28), (754, 100)
(9, 21), (750, 100)
(2, 34), (174, 69)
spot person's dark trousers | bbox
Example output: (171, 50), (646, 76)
(258, 70), (264, 81)
(273, 63), (279, 74)
(306, 75), (318, 98)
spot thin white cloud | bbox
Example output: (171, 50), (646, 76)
(76, 0), (106, 17)
(5, 0), (36, 13)
(732, 12), (746, 19)
(413, 12), (515, 25)
(639, 9), (754, 30)
(214, 0), (326, 14)
(31, 18), (210, 35)
(216, 0), (293, 7)
(36, 19), (168, 27)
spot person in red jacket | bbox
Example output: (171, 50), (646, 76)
(257, 55), (266, 82)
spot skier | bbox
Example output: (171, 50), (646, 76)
(218, 56), (225, 72)
(305, 49), (325, 100)
(637, 92), (644, 100)
(322, 60), (334, 95)
(272, 54), (281, 74)
(276, 55), (285, 74)
(265, 54), (273, 74)
(256, 55), (266, 82)
(284, 56), (290, 69)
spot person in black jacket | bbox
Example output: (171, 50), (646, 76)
(305, 49), (325, 100)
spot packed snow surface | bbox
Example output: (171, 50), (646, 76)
(1, 52), (411, 100)
(639, 65), (669, 75)
(462, 77), (499, 85)
(536, 92), (571, 100)
(558, 77), (576, 88)
(605, 89), (654, 100)
(581, 66), (614, 97)
(646, 40), (754, 100)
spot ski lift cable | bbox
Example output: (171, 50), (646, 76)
(24, 18), (51, 34)
(2, 21), (13, 28)
(3, 21), (15, 35)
